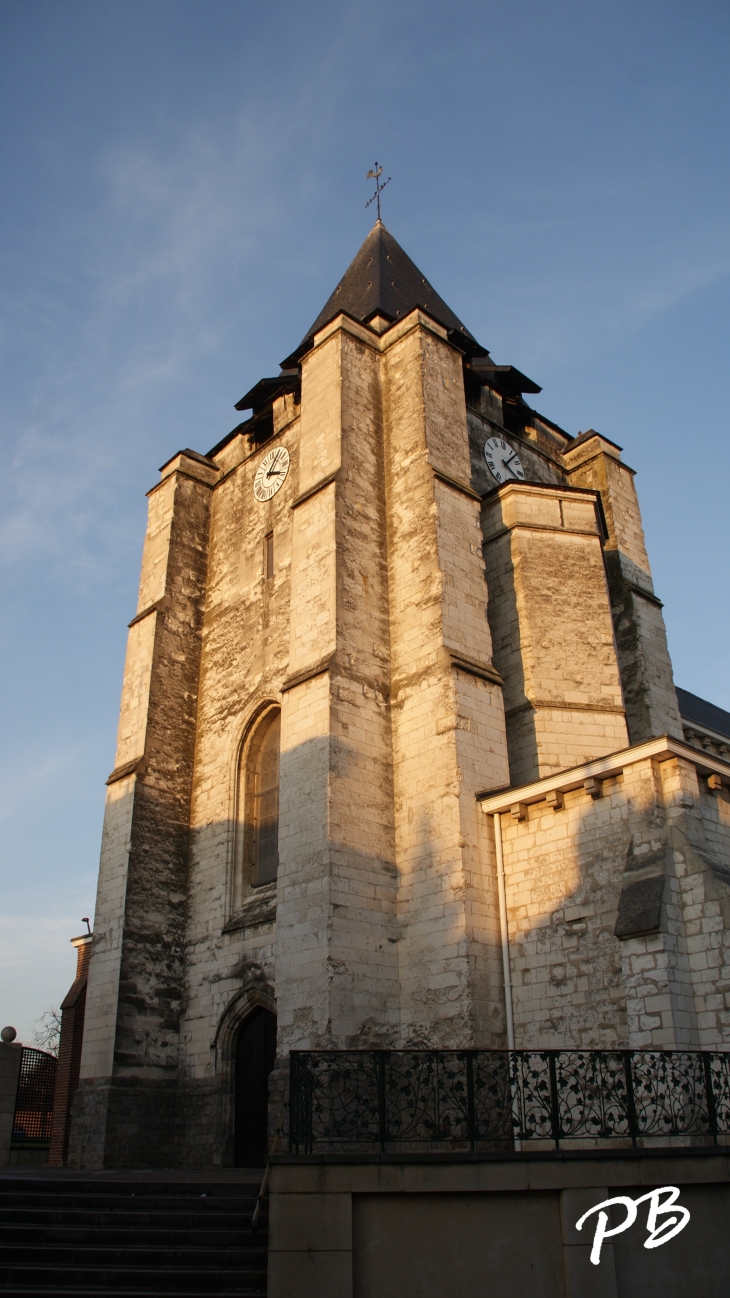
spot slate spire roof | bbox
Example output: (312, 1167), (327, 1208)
(282, 220), (485, 366)
(218, 221), (546, 457)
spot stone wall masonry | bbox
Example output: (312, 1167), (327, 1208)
(482, 482), (628, 786)
(564, 437), (650, 575)
(326, 330), (399, 1041)
(114, 615), (156, 769)
(382, 317), (509, 1048)
(75, 277), (728, 1171)
(71, 457), (216, 1167)
(658, 758), (730, 1046)
(179, 418), (297, 1130)
(276, 322), (399, 1053)
(693, 782), (730, 1045)
(276, 675), (399, 1055)
(466, 406), (566, 498)
(490, 747), (730, 1051)
(288, 483), (336, 674)
(78, 778), (135, 1085)
(617, 757), (700, 1048)
(298, 320), (343, 494)
(436, 478), (495, 668)
(564, 436), (681, 744)
(114, 468), (214, 1075)
(454, 669), (511, 1047)
(499, 776), (630, 1048)
(610, 581), (683, 743)
(276, 672), (333, 1046)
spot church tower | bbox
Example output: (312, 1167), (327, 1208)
(68, 221), (730, 1172)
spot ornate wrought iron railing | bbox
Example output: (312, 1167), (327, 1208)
(289, 1048), (730, 1152)
(11, 1046), (57, 1148)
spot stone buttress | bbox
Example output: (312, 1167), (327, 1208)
(70, 451), (218, 1167)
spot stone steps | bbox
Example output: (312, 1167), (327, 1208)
(0, 1175), (267, 1296)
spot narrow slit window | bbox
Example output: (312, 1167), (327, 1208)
(264, 532), (274, 580)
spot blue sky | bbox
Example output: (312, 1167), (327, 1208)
(1, 0), (729, 1041)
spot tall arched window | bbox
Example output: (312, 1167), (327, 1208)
(251, 711), (280, 886)
(236, 707), (281, 897)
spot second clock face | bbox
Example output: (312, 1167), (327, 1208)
(484, 436), (525, 486)
(253, 446), (290, 502)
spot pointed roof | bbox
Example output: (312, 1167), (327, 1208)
(283, 220), (484, 365)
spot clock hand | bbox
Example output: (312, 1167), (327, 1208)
(266, 453), (283, 478)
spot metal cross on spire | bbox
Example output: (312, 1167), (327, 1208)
(366, 163), (391, 220)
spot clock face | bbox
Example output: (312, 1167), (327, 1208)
(253, 446), (290, 502)
(484, 436), (525, 486)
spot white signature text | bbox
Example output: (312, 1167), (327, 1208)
(576, 1185), (690, 1265)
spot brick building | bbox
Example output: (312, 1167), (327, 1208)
(67, 220), (730, 1170)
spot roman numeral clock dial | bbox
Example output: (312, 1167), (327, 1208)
(253, 446), (290, 502)
(484, 436), (525, 486)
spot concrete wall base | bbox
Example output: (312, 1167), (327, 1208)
(269, 1151), (730, 1298)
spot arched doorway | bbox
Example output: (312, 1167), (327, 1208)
(234, 1006), (277, 1167)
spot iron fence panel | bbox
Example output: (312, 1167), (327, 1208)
(630, 1051), (710, 1138)
(12, 1047), (57, 1146)
(555, 1051), (630, 1141)
(288, 1047), (730, 1152)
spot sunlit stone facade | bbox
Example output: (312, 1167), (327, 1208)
(69, 221), (730, 1168)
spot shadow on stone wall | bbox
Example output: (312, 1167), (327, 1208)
(497, 767), (730, 1052)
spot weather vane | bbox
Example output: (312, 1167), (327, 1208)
(366, 163), (391, 220)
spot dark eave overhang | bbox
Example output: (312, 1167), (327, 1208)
(206, 371), (300, 458)
(235, 370), (300, 414)
(466, 359), (542, 397)
(207, 417), (253, 460)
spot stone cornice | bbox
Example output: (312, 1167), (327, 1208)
(106, 756), (146, 786)
(290, 472), (339, 511)
(477, 735), (730, 813)
(281, 652), (336, 693)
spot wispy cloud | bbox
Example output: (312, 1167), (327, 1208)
(0, 106), (301, 588)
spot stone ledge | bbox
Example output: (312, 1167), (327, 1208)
(432, 468), (481, 502)
(290, 472), (339, 511)
(282, 652), (336, 693)
(271, 1146), (730, 1166)
(628, 582), (664, 609)
(105, 757), (146, 786)
(448, 651), (503, 686)
(128, 596), (169, 628)
(222, 883), (277, 934)
(477, 734), (730, 813)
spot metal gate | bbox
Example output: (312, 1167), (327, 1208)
(12, 1047), (57, 1148)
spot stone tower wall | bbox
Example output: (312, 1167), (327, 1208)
(480, 742), (730, 1051)
(71, 453), (217, 1167)
(482, 481), (628, 786)
(564, 434), (681, 744)
(276, 320), (400, 1054)
(70, 276), (730, 1169)
(381, 316), (509, 1048)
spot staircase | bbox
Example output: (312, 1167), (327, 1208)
(0, 1171), (267, 1295)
